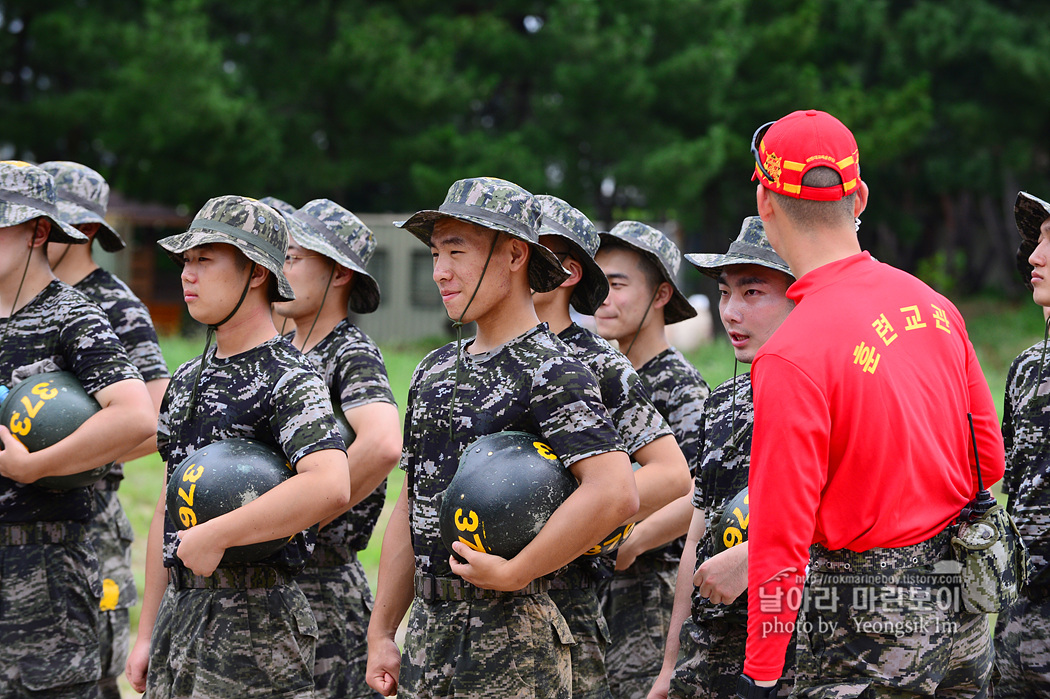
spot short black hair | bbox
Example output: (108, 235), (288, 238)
(770, 167), (856, 228)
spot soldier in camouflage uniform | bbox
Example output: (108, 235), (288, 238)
(0, 160), (155, 698)
(273, 198), (401, 699)
(592, 221), (710, 699)
(995, 191), (1050, 697)
(41, 160), (172, 699)
(644, 218), (796, 699)
(531, 195), (690, 698)
(366, 177), (640, 699)
(125, 195), (352, 699)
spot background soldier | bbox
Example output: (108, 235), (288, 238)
(741, 109), (1004, 697)
(593, 221), (710, 699)
(126, 195), (351, 698)
(366, 177), (639, 698)
(41, 160), (171, 699)
(532, 194), (690, 699)
(274, 198), (401, 699)
(995, 190), (1050, 696)
(649, 218), (796, 699)
(0, 160), (155, 698)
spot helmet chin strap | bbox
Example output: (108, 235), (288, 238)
(448, 232), (500, 440)
(0, 242), (35, 350)
(184, 262), (257, 428)
(294, 260), (337, 352)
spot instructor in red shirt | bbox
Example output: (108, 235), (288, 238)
(738, 110), (1004, 698)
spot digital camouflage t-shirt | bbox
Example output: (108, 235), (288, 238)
(691, 373), (752, 621)
(0, 280), (142, 523)
(636, 346), (709, 565)
(402, 324), (624, 578)
(1002, 341), (1050, 586)
(157, 336), (344, 574)
(76, 267), (169, 481)
(299, 319), (396, 557)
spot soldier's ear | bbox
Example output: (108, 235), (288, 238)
(249, 264), (270, 290)
(29, 218), (51, 247)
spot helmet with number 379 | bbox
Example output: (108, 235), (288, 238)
(0, 371), (112, 490)
(438, 431), (578, 561)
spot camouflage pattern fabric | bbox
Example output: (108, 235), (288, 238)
(691, 374), (752, 623)
(97, 607), (129, 699)
(145, 581), (318, 699)
(600, 222), (696, 324)
(600, 348), (708, 698)
(0, 160), (86, 243)
(77, 266), (169, 483)
(559, 323), (671, 456)
(402, 324), (623, 579)
(259, 196), (296, 214)
(0, 537), (103, 698)
(628, 347), (709, 566)
(1001, 341), (1050, 587)
(296, 319), (394, 557)
(399, 595), (573, 699)
(296, 556), (379, 699)
(793, 532), (992, 698)
(0, 280), (142, 524)
(600, 564), (677, 699)
(88, 490), (135, 687)
(537, 194), (609, 314)
(548, 585), (613, 699)
(397, 176), (569, 293)
(295, 319), (394, 698)
(157, 335), (344, 574)
(993, 595), (1050, 697)
(685, 216), (792, 280)
(159, 194), (295, 302)
(994, 340), (1050, 694)
(669, 615), (793, 699)
(288, 199), (381, 314)
(40, 160), (125, 251)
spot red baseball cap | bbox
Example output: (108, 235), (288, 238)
(751, 109), (860, 201)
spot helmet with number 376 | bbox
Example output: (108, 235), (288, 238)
(438, 431), (578, 561)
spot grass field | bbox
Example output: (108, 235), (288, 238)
(115, 297), (1046, 691)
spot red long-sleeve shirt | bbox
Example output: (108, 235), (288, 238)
(744, 252), (1004, 681)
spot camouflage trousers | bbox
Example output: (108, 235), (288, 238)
(669, 614), (794, 699)
(145, 578), (318, 699)
(992, 592), (1050, 697)
(792, 531), (992, 698)
(549, 582), (613, 699)
(599, 560), (677, 699)
(0, 526), (102, 699)
(296, 553), (380, 699)
(400, 592), (574, 698)
(87, 488), (137, 694)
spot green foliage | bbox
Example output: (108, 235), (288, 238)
(3, 0), (1050, 293)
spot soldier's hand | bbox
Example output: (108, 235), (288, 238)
(647, 670), (672, 699)
(126, 639), (150, 693)
(366, 635), (401, 696)
(174, 524), (225, 577)
(449, 542), (527, 591)
(613, 535), (642, 571)
(0, 425), (37, 483)
(693, 542), (748, 605)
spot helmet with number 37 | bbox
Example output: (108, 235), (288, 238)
(0, 371), (112, 490)
(438, 431), (578, 561)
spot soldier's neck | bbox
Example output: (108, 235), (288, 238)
(213, 301), (280, 358)
(0, 260), (54, 318)
(51, 246), (99, 287)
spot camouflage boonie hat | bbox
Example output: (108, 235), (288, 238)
(39, 161), (125, 252)
(1015, 191), (1050, 291)
(536, 194), (609, 314)
(287, 199), (381, 314)
(600, 221), (697, 324)
(158, 195), (294, 302)
(0, 160), (86, 244)
(259, 196), (295, 214)
(685, 216), (793, 281)
(396, 176), (569, 293)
